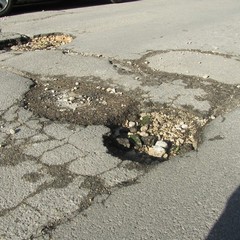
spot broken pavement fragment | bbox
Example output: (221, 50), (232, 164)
(0, 69), (33, 111)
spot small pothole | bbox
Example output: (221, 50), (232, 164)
(4, 33), (73, 51)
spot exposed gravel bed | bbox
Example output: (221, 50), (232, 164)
(107, 108), (208, 161)
(10, 33), (73, 51)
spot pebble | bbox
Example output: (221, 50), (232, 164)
(181, 124), (188, 129)
(9, 129), (16, 135)
(155, 140), (168, 149)
(203, 74), (209, 79)
(163, 153), (168, 159)
(139, 131), (149, 137)
(116, 137), (131, 149)
(129, 127), (137, 133)
(128, 121), (136, 128)
(140, 126), (148, 132)
(148, 146), (166, 158)
(68, 97), (75, 101)
(141, 136), (158, 147)
(106, 88), (116, 94)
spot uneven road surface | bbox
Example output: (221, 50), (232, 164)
(0, 0), (240, 239)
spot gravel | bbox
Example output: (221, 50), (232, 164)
(10, 33), (73, 51)
(109, 108), (208, 160)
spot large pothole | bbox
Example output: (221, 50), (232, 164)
(24, 76), (208, 164)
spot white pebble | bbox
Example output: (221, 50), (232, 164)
(9, 129), (16, 135)
(155, 140), (168, 149)
(181, 124), (188, 129)
(139, 132), (149, 137)
(203, 74), (209, 79)
(128, 121), (136, 128)
(68, 97), (75, 101)
(140, 126), (148, 132)
(148, 146), (166, 158)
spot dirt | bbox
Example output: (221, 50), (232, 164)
(24, 77), (139, 126)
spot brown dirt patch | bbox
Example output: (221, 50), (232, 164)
(24, 77), (139, 126)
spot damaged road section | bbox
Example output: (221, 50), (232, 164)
(0, 36), (240, 238)
(23, 74), (208, 164)
(0, 32), (73, 51)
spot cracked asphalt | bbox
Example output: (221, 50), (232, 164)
(0, 0), (240, 239)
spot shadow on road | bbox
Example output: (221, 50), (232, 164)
(9, 0), (139, 16)
(206, 186), (240, 240)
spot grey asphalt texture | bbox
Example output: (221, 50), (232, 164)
(0, 0), (240, 239)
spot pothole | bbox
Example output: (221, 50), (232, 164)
(3, 33), (73, 51)
(23, 76), (208, 165)
(104, 107), (208, 164)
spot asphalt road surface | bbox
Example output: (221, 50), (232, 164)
(0, 0), (240, 239)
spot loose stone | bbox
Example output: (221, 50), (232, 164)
(148, 146), (166, 158)
(68, 97), (75, 101)
(163, 153), (169, 159)
(128, 121), (136, 128)
(139, 132), (149, 137)
(9, 129), (16, 135)
(181, 124), (188, 129)
(141, 136), (158, 146)
(140, 126), (148, 132)
(116, 137), (131, 149)
(155, 140), (168, 149)
(129, 127), (137, 133)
